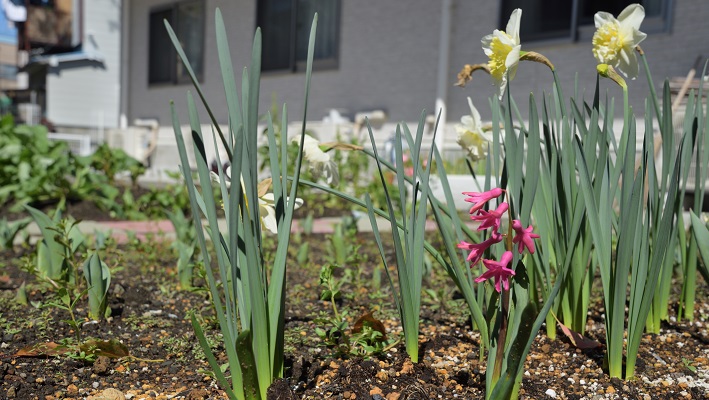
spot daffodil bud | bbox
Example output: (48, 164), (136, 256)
(597, 64), (627, 90)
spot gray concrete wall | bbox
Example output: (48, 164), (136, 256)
(127, 0), (708, 140)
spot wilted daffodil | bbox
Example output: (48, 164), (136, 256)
(592, 3), (647, 79)
(210, 169), (303, 235)
(482, 8), (522, 97)
(456, 97), (493, 161)
(294, 134), (339, 186)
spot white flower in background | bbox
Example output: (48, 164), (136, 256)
(297, 134), (339, 186)
(592, 4), (647, 79)
(481, 8), (522, 98)
(258, 193), (303, 235)
(456, 98), (493, 161)
(210, 168), (302, 235)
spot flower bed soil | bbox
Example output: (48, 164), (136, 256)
(0, 212), (707, 399)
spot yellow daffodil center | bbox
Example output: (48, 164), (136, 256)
(488, 33), (513, 81)
(592, 21), (625, 64)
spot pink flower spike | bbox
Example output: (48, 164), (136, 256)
(470, 202), (509, 232)
(475, 251), (516, 293)
(457, 231), (503, 266)
(512, 220), (541, 254)
(462, 188), (505, 214)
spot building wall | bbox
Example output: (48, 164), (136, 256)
(128, 0), (709, 140)
(452, 1), (707, 124)
(46, 0), (122, 129)
(128, 0), (442, 129)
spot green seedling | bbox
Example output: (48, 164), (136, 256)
(0, 217), (30, 249)
(25, 206), (85, 285)
(82, 252), (111, 321)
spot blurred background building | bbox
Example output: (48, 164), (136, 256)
(0, 0), (705, 182)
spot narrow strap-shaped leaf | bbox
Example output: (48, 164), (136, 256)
(165, 19), (229, 155)
(365, 194), (403, 318)
(690, 212), (709, 283)
(172, 100), (243, 399)
(268, 15), (318, 380)
(191, 313), (238, 400)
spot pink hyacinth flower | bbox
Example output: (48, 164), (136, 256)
(462, 188), (505, 214)
(457, 231), (503, 266)
(511, 220), (541, 254)
(470, 202), (508, 232)
(475, 251), (516, 293)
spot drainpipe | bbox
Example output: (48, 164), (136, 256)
(119, 0), (130, 129)
(435, 0), (453, 156)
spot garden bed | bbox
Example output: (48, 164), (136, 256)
(0, 227), (707, 399)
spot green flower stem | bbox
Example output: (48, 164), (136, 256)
(492, 192), (515, 389)
(491, 288), (510, 389)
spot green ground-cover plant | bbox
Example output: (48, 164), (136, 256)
(87, 143), (146, 187)
(0, 114), (154, 217)
(314, 264), (390, 358)
(166, 8), (317, 399)
(0, 116), (75, 212)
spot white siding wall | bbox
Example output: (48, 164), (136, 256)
(46, 0), (122, 129)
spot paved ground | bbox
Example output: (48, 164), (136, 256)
(22, 215), (456, 245)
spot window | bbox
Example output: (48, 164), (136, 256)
(500, 0), (671, 42)
(258, 0), (340, 72)
(149, 0), (205, 85)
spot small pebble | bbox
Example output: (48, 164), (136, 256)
(545, 388), (557, 398)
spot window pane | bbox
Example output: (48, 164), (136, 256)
(295, 0), (338, 62)
(149, 9), (173, 84)
(641, 0), (663, 17)
(579, 0), (662, 24)
(259, 0), (294, 71)
(176, 0), (205, 82)
(501, 0), (572, 41)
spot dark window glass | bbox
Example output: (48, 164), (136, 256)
(148, 1), (204, 85)
(149, 9), (174, 84)
(579, 0), (664, 24)
(259, 0), (340, 72)
(501, 0), (572, 41)
(176, 1), (205, 82)
(259, 0), (294, 71)
(500, 0), (669, 41)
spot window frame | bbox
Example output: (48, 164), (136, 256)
(257, 0), (341, 74)
(148, 0), (206, 86)
(498, 0), (673, 45)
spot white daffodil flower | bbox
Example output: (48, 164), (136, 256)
(258, 193), (303, 235)
(297, 134), (339, 186)
(592, 4), (647, 79)
(456, 97), (493, 161)
(209, 168), (302, 235)
(481, 8), (522, 98)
